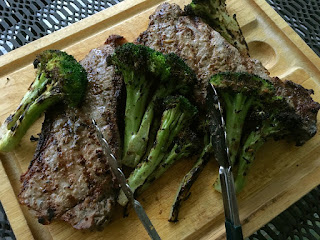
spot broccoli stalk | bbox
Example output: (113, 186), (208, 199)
(184, 0), (249, 56)
(234, 111), (287, 192)
(110, 45), (197, 168)
(136, 128), (199, 195)
(122, 101), (156, 167)
(118, 96), (198, 206)
(0, 50), (87, 152)
(169, 142), (213, 222)
(109, 43), (170, 166)
(221, 92), (253, 166)
(167, 113), (214, 222)
(210, 72), (276, 192)
(122, 53), (196, 168)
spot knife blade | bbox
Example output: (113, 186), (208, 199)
(92, 119), (161, 240)
(206, 84), (243, 240)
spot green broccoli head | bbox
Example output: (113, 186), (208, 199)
(210, 72), (275, 97)
(110, 43), (170, 79)
(109, 43), (149, 73)
(164, 53), (197, 96)
(0, 50), (87, 152)
(164, 95), (198, 119)
(35, 50), (88, 107)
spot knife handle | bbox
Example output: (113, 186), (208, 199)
(225, 220), (243, 240)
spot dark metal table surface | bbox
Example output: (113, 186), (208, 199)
(0, 0), (319, 239)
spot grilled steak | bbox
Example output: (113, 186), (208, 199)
(135, 3), (270, 104)
(19, 35), (125, 229)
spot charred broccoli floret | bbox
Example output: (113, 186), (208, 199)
(108, 43), (169, 166)
(234, 77), (320, 192)
(0, 50), (87, 152)
(118, 96), (198, 206)
(109, 43), (197, 168)
(211, 73), (275, 167)
(169, 140), (213, 222)
(122, 53), (197, 167)
(210, 72), (320, 192)
(168, 108), (216, 222)
(234, 108), (288, 191)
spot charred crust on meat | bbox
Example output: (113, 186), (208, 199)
(104, 35), (127, 46)
(33, 58), (40, 68)
(95, 149), (104, 159)
(78, 155), (86, 166)
(30, 135), (39, 142)
(271, 77), (320, 144)
(47, 208), (55, 222)
(38, 217), (47, 224)
(38, 209), (55, 224)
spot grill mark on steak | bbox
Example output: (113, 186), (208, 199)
(135, 3), (271, 105)
(19, 35), (125, 229)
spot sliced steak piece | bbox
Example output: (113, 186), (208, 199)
(135, 3), (271, 104)
(19, 35), (125, 229)
(272, 77), (320, 145)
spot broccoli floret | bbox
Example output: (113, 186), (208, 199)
(118, 96), (198, 206)
(136, 128), (199, 195)
(184, 0), (249, 56)
(164, 53), (197, 96)
(122, 53), (197, 167)
(109, 43), (169, 162)
(211, 72), (275, 167)
(109, 43), (197, 168)
(234, 109), (286, 192)
(167, 111), (215, 222)
(234, 80), (320, 192)
(210, 72), (320, 193)
(109, 43), (168, 167)
(211, 72), (277, 192)
(0, 50), (87, 152)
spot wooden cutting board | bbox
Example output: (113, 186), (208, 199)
(1, 0), (320, 239)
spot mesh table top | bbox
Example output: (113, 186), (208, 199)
(0, 0), (320, 239)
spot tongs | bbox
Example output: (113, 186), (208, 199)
(206, 85), (244, 240)
(92, 119), (161, 240)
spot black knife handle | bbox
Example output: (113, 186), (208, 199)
(225, 220), (243, 240)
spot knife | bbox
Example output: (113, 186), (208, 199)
(92, 119), (161, 240)
(206, 84), (244, 240)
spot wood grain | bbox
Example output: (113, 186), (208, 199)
(0, 0), (320, 239)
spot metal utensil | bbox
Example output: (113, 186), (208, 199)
(206, 84), (243, 240)
(92, 119), (161, 240)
